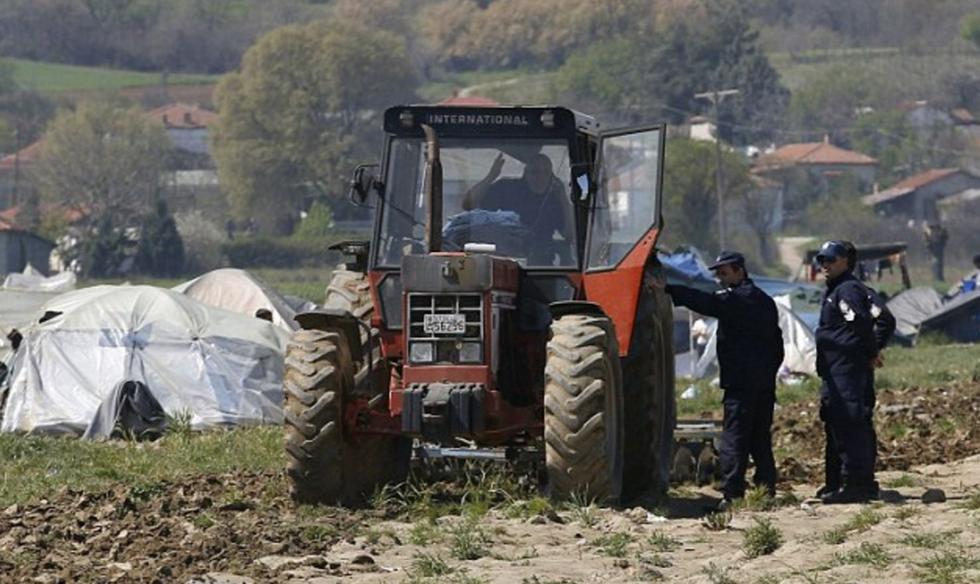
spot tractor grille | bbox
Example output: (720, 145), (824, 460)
(407, 293), (483, 363)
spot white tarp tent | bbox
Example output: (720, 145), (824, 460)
(0, 289), (60, 362)
(173, 268), (304, 331)
(1, 285), (288, 435)
(674, 294), (817, 380)
(2, 265), (76, 293)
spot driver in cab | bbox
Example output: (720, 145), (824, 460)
(461, 153), (568, 241)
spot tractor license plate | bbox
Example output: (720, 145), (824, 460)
(423, 314), (466, 335)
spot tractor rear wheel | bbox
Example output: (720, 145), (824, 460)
(621, 284), (676, 500)
(544, 313), (624, 502)
(284, 270), (409, 506)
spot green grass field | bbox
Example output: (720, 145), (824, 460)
(10, 58), (216, 93)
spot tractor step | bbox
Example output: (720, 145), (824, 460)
(413, 445), (544, 463)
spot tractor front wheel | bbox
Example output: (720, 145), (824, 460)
(544, 314), (625, 503)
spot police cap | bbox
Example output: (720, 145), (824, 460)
(707, 251), (745, 270)
(815, 240), (848, 263)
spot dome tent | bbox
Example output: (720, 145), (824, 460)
(1, 285), (287, 435)
(173, 268), (305, 331)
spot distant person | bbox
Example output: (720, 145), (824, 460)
(947, 253), (980, 298)
(225, 218), (236, 241)
(461, 153), (567, 240)
(661, 251), (784, 510)
(813, 241), (894, 504)
(923, 222), (948, 282)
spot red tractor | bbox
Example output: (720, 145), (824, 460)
(284, 105), (675, 505)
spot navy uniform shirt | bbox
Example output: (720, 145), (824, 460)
(667, 278), (784, 395)
(815, 272), (895, 377)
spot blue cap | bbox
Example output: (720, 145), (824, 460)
(815, 240), (847, 263)
(708, 251), (745, 270)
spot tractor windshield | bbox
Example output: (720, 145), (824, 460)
(376, 138), (577, 269)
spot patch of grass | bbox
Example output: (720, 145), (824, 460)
(590, 532), (634, 558)
(915, 550), (980, 584)
(409, 553), (454, 579)
(892, 505), (922, 521)
(702, 562), (737, 584)
(448, 519), (491, 561)
(408, 520), (444, 546)
(884, 474), (920, 488)
(743, 517), (783, 559)
(833, 542), (892, 568)
(822, 505), (884, 544)
(901, 530), (959, 549)
(300, 523), (337, 545)
(958, 490), (980, 511)
(647, 530), (681, 552)
(702, 511), (733, 531)
(0, 426), (282, 506)
(564, 491), (599, 528)
(191, 513), (215, 530)
(754, 576), (780, 584)
(503, 496), (554, 520)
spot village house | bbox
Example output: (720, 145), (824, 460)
(753, 137), (879, 188)
(861, 168), (980, 223)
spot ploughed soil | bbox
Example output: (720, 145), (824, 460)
(3, 381), (980, 583)
(774, 381), (980, 483)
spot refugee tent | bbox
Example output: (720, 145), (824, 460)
(673, 295), (817, 380)
(0, 285), (287, 435)
(919, 289), (980, 343)
(173, 268), (302, 331)
(885, 287), (944, 343)
(2, 265), (76, 293)
(0, 288), (60, 361)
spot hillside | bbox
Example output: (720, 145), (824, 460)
(10, 58), (216, 93)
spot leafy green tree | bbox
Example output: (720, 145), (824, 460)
(32, 101), (173, 228)
(961, 12), (980, 50)
(558, 0), (787, 144)
(292, 200), (334, 240)
(787, 65), (884, 140)
(212, 19), (417, 233)
(0, 59), (16, 96)
(79, 216), (131, 278)
(661, 137), (751, 254)
(136, 199), (185, 277)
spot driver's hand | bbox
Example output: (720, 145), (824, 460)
(487, 153), (505, 181)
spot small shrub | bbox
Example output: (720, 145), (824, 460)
(822, 527), (849, 545)
(915, 550), (979, 584)
(958, 490), (980, 511)
(901, 530), (959, 549)
(408, 520), (443, 546)
(702, 511), (733, 531)
(743, 517), (783, 558)
(410, 553), (454, 578)
(647, 530), (681, 552)
(564, 491), (599, 527)
(702, 562), (737, 584)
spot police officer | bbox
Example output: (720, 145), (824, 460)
(814, 240), (895, 504)
(665, 251), (784, 509)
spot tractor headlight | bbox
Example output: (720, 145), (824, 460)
(409, 342), (434, 363)
(458, 341), (482, 363)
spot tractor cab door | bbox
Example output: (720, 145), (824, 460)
(583, 125), (666, 354)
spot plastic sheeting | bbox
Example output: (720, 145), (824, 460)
(0, 289), (60, 361)
(673, 294), (817, 380)
(3, 269), (76, 293)
(173, 268), (303, 331)
(1, 285), (288, 435)
(886, 287), (944, 341)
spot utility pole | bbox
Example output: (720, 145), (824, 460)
(694, 88), (738, 251)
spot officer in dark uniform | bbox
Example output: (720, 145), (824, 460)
(665, 251), (784, 508)
(816, 241), (896, 502)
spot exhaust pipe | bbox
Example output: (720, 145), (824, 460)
(421, 124), (442, 253)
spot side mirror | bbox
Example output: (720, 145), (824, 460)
(348, 164), (380, 206)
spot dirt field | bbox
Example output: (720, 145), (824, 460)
(4, 381), (980, 583)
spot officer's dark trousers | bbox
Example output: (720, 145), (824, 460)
(820, 370), (876, 490)
(720, 389), (777, 499)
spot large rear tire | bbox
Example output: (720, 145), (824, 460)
(544, 314), (624, 503)
(284, 270), (409, 506)
(621, 282), (676, 500)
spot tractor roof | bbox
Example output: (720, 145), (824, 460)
(384, 105), (601, 138)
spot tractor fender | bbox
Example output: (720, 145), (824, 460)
(548, 300), (608, 320)
(294, 308), (365, 364)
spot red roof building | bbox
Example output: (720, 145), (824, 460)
(862, 168), (980, 222)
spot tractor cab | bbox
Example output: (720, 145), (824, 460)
(285, 105), (675, 507)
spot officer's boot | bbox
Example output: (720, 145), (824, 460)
(820, 483), (872, 505)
